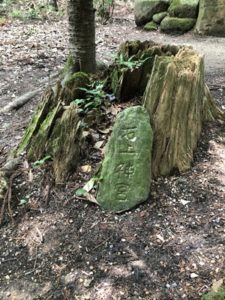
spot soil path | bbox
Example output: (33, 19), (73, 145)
(0, 10), (225, 300)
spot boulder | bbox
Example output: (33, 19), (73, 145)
(134, 0), (170, 26)
(160, 16), (196, 33)
(195, 0), (225, 36)
(152, 11), (168, 24)
(168, 0), (199, 18)
(97, 106), (153, 212)
(144, 21), (158, 31)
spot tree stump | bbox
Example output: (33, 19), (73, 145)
(110, 40), (180, 102)
(16, 72), (89, 183)
(144, 47), (225, 177)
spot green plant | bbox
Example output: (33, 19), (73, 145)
(201, 286), (225, 300)
(18, 196), (29, 206)
(9, 9), (23, 19)
(32, 155), (51, 168)
(73, 81), (106, 113)
(115, 53), (150, 71)
(25, 8), (38, 19)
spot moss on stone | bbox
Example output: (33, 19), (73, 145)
(160, 16), (196, 33)
(97, 106), (153, 212)
(152, 11), (168, 24)
(168, 0), (199, 18)
(144, 21), (158, 31)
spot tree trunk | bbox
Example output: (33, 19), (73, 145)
(67, 0), (96, 73)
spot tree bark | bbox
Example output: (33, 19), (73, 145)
(67, 0), (96, 73)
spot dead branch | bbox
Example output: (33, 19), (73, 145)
(0, 72), (59, 113)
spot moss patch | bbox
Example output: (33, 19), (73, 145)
(160, 16), (196, 33)
(144, 21), (158, 31)
(168, 0), (199, 18)
(152, 11), (168, 24)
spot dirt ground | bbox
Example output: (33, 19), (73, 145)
(0, 1), (225, 300)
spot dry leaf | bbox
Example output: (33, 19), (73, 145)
(110, 105), (121, 115)
(23, 160), (29, 170)
(80, 165), (92, 173)
(212, 279), (224, 292)
(28, 169), (34, 182)
(98, 128), (111, 134)
(85, 193), (98, 204)
(94, 140), (104, 149)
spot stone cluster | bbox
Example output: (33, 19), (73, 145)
(134, 0), (225, 36)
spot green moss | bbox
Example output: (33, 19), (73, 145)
(64, 71), (89, 87)
(168, 0), (199, 18)
(16, 88), (55, 156)
(201, 286), (225, 300)
(160, 16), (196, 33)
(27, 102), (61, 160)
(144, 21), (158, 31)
(152, 11), (168, 24)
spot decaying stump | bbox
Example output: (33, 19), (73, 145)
(143, 47), (225, 177)
(110, 40), (180, 101)
(16, 72), (89, 183)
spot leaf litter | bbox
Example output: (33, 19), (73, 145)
(0, 0), (225, 299)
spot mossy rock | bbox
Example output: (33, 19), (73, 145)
(134, 0), (170, 26)
(195, 0), (225, 37)
(97, 106), (153, 212)
(160, 16), (196, 33)
(152, 11), (168, 23)
(201, 286), (225, 300)
(168, 0), (199, 18)
(144, 21), (158, 31)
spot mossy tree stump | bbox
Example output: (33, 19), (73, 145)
(16, 72), (89, 183)
(110, 40), (180, 102)
(144, 47), (224, 177)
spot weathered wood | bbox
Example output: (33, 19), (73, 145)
(16, 72), (89, 183)
(110, 40), (180, 102)
(144, 47), (225, 177)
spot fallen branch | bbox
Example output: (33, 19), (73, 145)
(0, 88), (42, 113)
(0, 72), (59, 113)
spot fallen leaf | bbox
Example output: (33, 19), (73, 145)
(28, 169), (34, 182)
(180, 199), (190, 206)
(98, 128), (111, 134)
(86, 193), (98, 204)
(212, 279), (224, 292)
(94, 140), (104, 149)
(80, 165), (92, 173)
(75, 188), (87, 197)
(190, 273), (198, 279)
(83, 178), (95, 192)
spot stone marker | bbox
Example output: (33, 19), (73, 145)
(97, 106), (153, 212)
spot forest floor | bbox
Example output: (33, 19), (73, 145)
(0, 1), (225, 300)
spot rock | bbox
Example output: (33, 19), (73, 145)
(168, 0), (199, 18)
(195, 0), (225, 37)
(160, 16), (196, 33)
(97, 106), (153, 212)
(134, 0), (170, 26)
(144, 21), (158, 31)
(152, 11), (168, 24)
